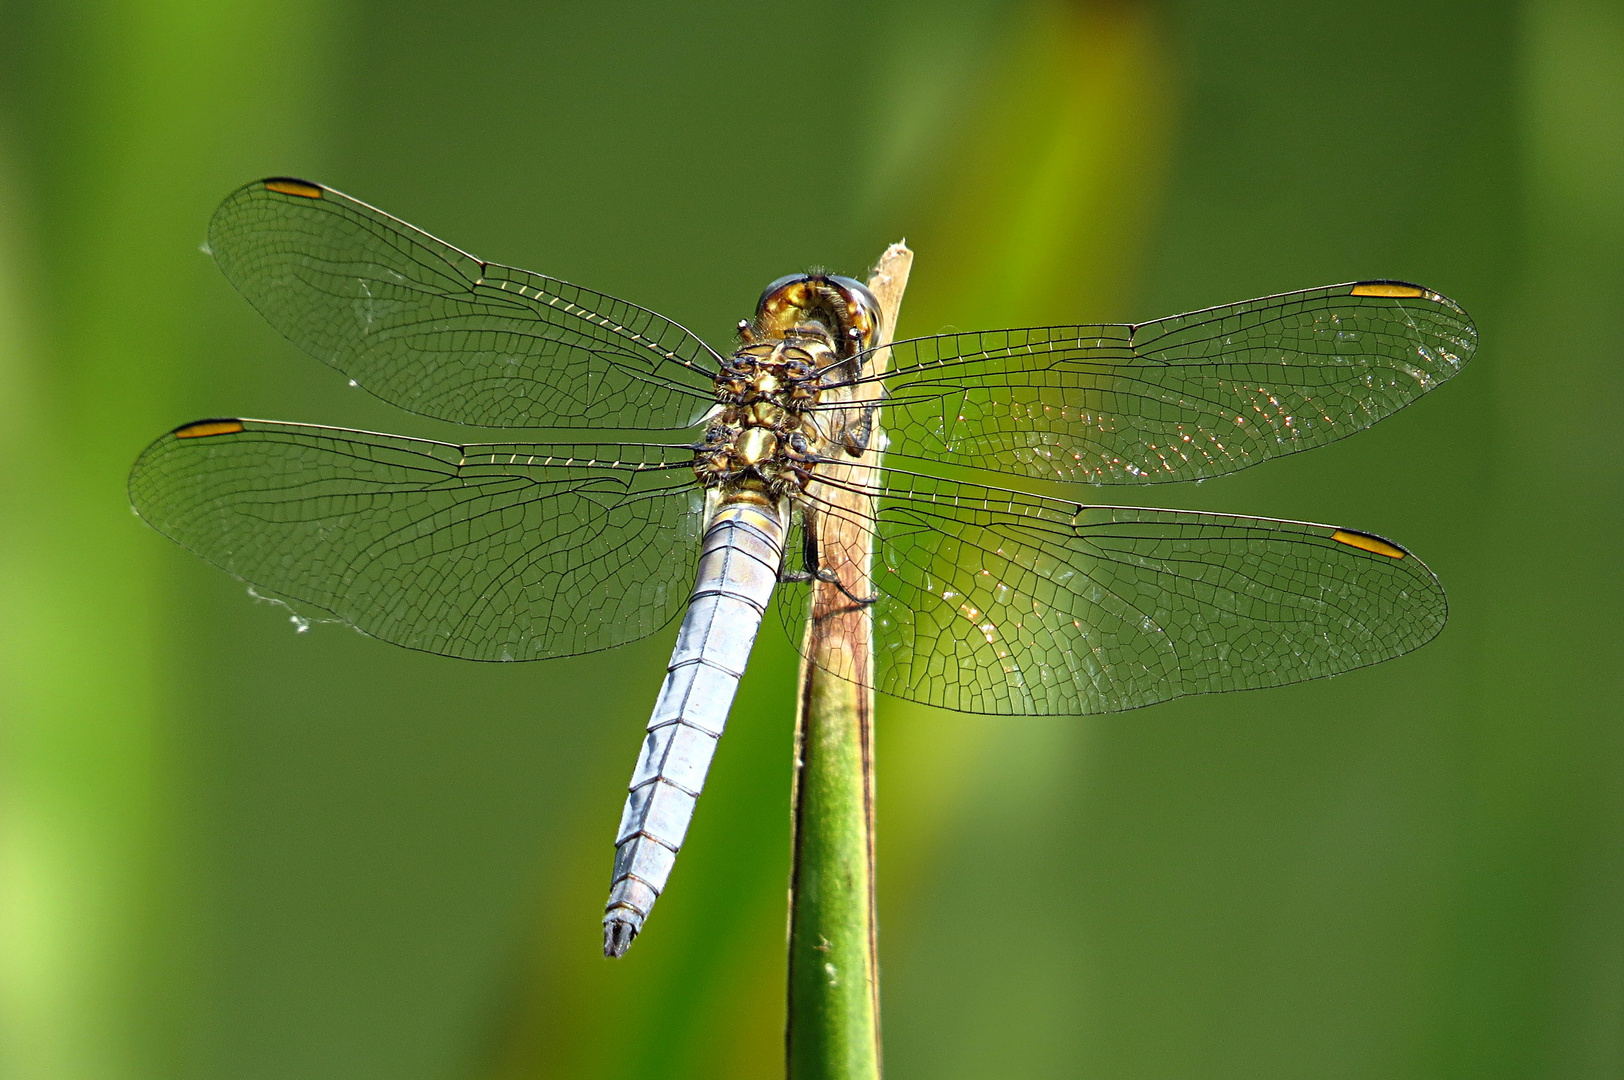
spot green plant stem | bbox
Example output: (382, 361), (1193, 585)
(787, 657), (881, 1079)
(786, 245), (912, 1080)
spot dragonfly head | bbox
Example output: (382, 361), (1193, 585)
(753, 273), (881, 363)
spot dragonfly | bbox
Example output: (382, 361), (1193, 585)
(129, 178), (1475, 958)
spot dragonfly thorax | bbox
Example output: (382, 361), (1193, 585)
(694, 337), (831, 497)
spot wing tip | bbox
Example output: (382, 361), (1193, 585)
(261, 177), (325, 199)
(1331, 528), (1409, 559)
(1349, 279), (1475, 344)
(1349, 280), (1430, 299)
(172, 418), (246, 440)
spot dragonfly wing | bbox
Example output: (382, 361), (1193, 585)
(208, 179), (720, 430)
(863, 281), (1475, 484)
(790, 471), (1445, 715)
(129, 419), (703, 660)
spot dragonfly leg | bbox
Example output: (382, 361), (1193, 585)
(816, 567), (880, 605)
(790, 508), (879, 604)
(841, 405), (877, 455)
(778, 509), (822, 585)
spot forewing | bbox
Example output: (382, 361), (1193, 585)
(787, 470), (1445, 715)
(208, 178), (720, 429)
(129, 419), (703, 660)
(863, 282), (1475, 484)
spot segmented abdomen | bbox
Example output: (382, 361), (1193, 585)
(602, 498), (785, 956)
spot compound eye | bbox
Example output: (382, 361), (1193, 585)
(757, 273), (813, 315)
(828, 275), (883, 347)
(829, 276), (878, 312)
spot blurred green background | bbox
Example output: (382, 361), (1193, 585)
(1, 0), (1619, 1077)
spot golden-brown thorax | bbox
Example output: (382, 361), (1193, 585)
(693, 274), (883, 501)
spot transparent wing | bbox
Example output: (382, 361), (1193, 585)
(129, 419), (704, 660)
(208, 178), (721, 429)
(846, 282), (1474, 484)
(781, 468), (1446, 715)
